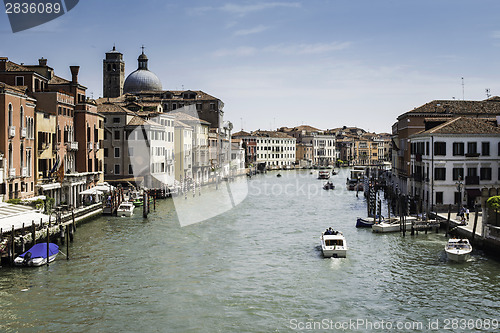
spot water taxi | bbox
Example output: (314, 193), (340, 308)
(445, 238), (472, 262)
(318, 170), (330, 179)
(321, 229), (347, 258)
(117, 201), (135, 217)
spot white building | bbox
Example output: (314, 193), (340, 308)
(409, 117), (500, 212)
(253, 130), (296, 169)
(301, 133), (336, 166)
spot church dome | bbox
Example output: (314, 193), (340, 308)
(123, 50), (162, 93)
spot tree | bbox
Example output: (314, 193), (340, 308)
(486, 196), (500, 226)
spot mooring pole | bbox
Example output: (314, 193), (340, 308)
(445, 204), (451, 237)
(471, 204), (480, 244)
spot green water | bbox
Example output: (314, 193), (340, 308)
(1, 169), (499, 332)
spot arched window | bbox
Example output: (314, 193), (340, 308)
(8, 103), (13, 126)
(20, 143), (24, 168)
(8, 143), (13, 169)
(20, 106), (24, 128)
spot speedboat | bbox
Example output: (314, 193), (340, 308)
(445, 238), (472, 262)
(117, 201), (135, 217)
(323, 182), (335, 190)
(372, 216), (417, 233)
(318, 171), (330, 179)
(320, 229), (347, 258)
(14, 243), (59, 267)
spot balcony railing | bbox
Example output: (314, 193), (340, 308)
(465, 176), (479, 185)
(8, 126), (15, 138)
(21, 167), (27, 177)
(20, 127), (26, 138)
(465, 152), (480, 158)
(9, 168), (15, 178)
(67, 141), (79, 151)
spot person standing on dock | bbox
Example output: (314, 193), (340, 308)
(465, 207), (470, 222)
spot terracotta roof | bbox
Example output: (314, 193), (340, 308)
(97, 103), (135, 115)
(5, 61), (32, 72)
(417, 117), (500, 135)
(232, 130), (251, 137)
(170, 111), (210, 125)
(251, 130), (295, 139)
(0, 82), (27, 94)
(401, 99), (500, 119)
(126, 116), (161, 127)
(49, 75), (70, 84)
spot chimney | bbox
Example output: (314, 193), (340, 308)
(0, 57), (8, 71)
(70, 65), (80, 83)
(38, 57), (47, 66)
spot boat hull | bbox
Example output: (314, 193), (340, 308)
(356, 218), (376, 228)
(445, 250), (471, 263)
(372, 218), (416, 233)
(321, 247), (347, 258)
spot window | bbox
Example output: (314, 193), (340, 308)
(467, 167), (477, 177)
(436, 192), (443, 205)
(15, 76), (24, 86)
(434, 142), (446, 156)
(425, 142), (429, 155)
(114, 130), (120, 140)
(20, 106), (24, 128)
(104, 131), (107, 140)
(128, 165), (133, 174)
(467, 142), (477, 154)
(113, 117), (120, 123)
(434, 167), (446, 180)
(480, 167), (492, 180)
(8, 103), (13, 126)
(114, 164), (120, 175)
(104, 163), (107, 174)
(452, 168), (464, 181)
(114, 147), (120, 158)
(58, 106), (62, 115)
(103, 148), (108, 157)
(452, 142), (464, 156)
(482, 142), (490, 156)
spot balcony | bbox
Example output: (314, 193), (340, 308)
(465, 152), (480, 158)
(20, 127), (26, 138)
(465, 176), (479, 185)
(9, 168), (15, 178)
(21, 167), (27, 177)
(88, 142), (93, 151)
(8, 126), (15, 138)
(67, 141), (79, 151)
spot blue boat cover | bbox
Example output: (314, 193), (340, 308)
(19, 243), (59, 258)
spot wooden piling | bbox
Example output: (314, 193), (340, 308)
(471, 205), (480, 243)
(32, 221), (36, 246)
(72, 209), (76, 232)
(445, 204), (451, 237)
(46, 220), (50, 267)
(10, 225), (14, 265)
(66, 225), (69, 260)
(143, 191), (147, 218)
(21, 223), (25, 253)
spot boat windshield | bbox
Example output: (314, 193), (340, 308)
(325, 239), (343, 246)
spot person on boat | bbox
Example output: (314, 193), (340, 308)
(324, 228), (330, 235)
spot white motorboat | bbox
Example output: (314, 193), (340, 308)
(320, 229), (347, 258)
(14, 243), (59, 267)
(117, 201), (135, 217)
(445, 238), (472, 262)
(372, 216), (417, 233)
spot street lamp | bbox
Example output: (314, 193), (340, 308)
(455, 175), (463, 213)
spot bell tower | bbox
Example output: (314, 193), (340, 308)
(103, 46), (125, 98)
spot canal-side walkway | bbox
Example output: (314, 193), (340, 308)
(435, 211), (483, 236)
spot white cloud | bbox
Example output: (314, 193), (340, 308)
(491, 31), (500, 39)
(212, 41), (350, 57)
(220, 2), (301, 16)
(233, 25), (269, 36)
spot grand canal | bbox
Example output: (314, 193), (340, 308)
(1, 169), (499, 332)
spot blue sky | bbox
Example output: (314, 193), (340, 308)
(2, 0), (500, 133)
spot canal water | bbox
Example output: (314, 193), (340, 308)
(1, 169), (499, 332)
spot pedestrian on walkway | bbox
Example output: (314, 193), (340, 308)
(466, 207), (470, 221)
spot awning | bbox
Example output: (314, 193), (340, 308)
(79, 188), (103, 196)
(38, 183), (61, 191)
(466, 188), (481, 197)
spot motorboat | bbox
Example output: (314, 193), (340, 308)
(318, 170), (330, 180)
(331, 169), (337, 175)
(445, 238), (472, 262)
(356, 216), (397, 228)
(346, 167), (364, 190)
(117, 201), (135, 217)
(320, 229), (347, 258)
(323, 181), (335, 190)
(372, 216), (417, 233)
(14, 243), (59, 267)
(277, 173), (282, 177)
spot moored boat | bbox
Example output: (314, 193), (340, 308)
(14, 243), (59, 267)
(323, 181), (335, 190)
(445, 238), (472, 262)
(318, 170), (330, 179)
(372, 216), (417, 233)
(117, 201), (135, 217)
(320, 228), (347, 258)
